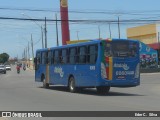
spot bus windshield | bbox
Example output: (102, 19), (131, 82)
(104, 41), (138, 58)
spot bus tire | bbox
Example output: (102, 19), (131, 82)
(42, 77), (49, 88)
(68, 77), (76, 93)
(96, 86), (110, 95)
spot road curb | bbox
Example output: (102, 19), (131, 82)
(140, 68), (160, 73)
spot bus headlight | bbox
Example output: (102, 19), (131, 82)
(135, 63), (140, 78)
(101, 62), (107, 79)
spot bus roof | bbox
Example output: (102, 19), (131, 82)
(36, 40), (101, 52)
(36, 38), (139, 52)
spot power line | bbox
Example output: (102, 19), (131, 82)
(0, 16), (160, 27)
(2, 7), (160, 15)
(1, 16), (160, 23)
(0, 7), (54, 12)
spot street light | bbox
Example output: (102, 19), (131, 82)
(76, 31), (79, 40)
(21, 13), (45, 48)
(108, 22), (112, 38)
(118, 16), (121, 39)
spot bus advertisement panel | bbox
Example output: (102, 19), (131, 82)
(34, 39), (140, 94)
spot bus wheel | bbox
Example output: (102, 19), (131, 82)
(96, 86), (110, 95)
(69, 77), (76, 93)
(42, 78), (49, 88)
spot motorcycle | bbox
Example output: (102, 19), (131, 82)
(23, 66), (26, 71)
(17, 69), (20, 74)
(16, 65), (20, 74)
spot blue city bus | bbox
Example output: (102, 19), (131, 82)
(34, 39), (140, 94)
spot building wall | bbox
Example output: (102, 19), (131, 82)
(128, 33), (157, 44)
(127, 24), (160, 63)
(127, 24), (157, 44)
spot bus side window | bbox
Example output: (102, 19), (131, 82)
(69, 47), (77, 64)
(88, 45), (98, 64)
(42, 52), (46, 64)
(59, 50), (62, 64)
(36, 52), (41, 65)
(79, 46), (87, 64)
(35, 52), (41, 69)
(39, 52), (42, 64)
(62, 49), (68, 64)
(54, 50), (59, 64)
(41, 51), (49, 64)
(129, 42), (137, 57)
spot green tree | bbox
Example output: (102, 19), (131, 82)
(0, 53), (10, 63)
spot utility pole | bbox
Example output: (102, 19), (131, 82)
(44, 17), (47, 48)
(28, 41), (30, 67)
(118, 16), (121, 39)
(76, 31), (79, 40)
(17, 54), (18, 61)
(98, 25), (101, 39)
(23, 47), (25, 60)
(109, 22), (112, 38)
(41, 26), (44, 48)
(55, 13), (59, 46)
(31, 34), (34, 59)
(25, 47), (27, 63)
(21, 13), (44, 49)
(23, 49), (25, 60)
(22, 53), (23, 61)
(31, 34), (34, 69)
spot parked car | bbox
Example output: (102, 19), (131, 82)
(5, 64), (11, 71)
(0, 65), (6, 74)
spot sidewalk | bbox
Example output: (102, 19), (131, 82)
(140, 68), (160, 73)
(0, 118), (8, 120)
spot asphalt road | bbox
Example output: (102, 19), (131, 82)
(0, 65), (160, 119)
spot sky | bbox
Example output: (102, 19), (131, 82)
(1, 0), (160, 58)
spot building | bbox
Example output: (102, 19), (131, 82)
(66, 40), (90, 44)
(127, 24), (160, 62)
(139, 41), (158, 68)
